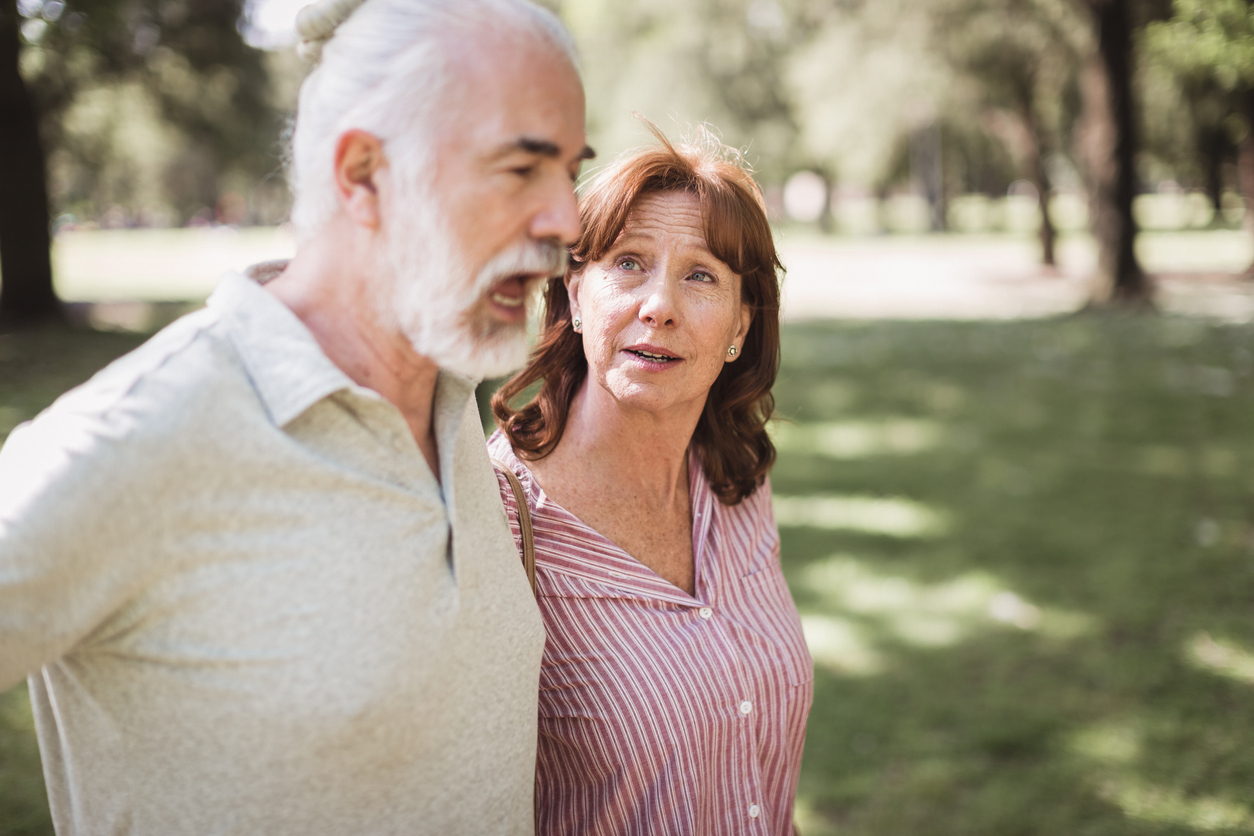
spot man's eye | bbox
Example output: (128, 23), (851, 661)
(511, 166), (537, 178)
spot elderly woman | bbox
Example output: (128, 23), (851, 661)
(488, 130), (812, 836)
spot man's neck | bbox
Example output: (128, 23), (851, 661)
(264, 243), (444, 481)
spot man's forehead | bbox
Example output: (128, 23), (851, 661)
(439, 34), (588, 159)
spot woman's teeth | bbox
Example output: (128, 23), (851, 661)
(491, 292), (523, 308)
(629, 349), (676, 362)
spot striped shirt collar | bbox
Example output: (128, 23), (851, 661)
(494, 437), (718, 608)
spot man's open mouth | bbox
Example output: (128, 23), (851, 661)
(488, 275), (532, 309)
(490, 290), (524, 309)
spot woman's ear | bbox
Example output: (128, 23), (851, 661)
(727, 300), (752, 362)
(334, 129), (386, 229)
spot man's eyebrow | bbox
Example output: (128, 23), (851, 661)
(500, 138), (597, 161)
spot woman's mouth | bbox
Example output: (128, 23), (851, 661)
(624, 346), (680, 364)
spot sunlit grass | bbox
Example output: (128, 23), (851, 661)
(1188, 632), (1254, 685)
(770, 418), (947, 459)
(772, 495), (947, 537)
(774, 314), (1254, 836)
(797, 554), (1095, 672)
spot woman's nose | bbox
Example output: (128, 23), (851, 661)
(638, 275), (678, 327)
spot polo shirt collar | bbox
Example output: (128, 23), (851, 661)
(208, 268), (356, 427)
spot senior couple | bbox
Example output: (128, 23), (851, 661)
(0, 0), (812, 834)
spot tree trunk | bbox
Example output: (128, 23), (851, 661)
(1021, 97), (1057, 268)
(1203, 125), (1225, 218)
(1238, 89), (1254, 275)
(0, 0), (62, 329)
(910, 121), (946, 232)
(1079, 0), (1149, 305)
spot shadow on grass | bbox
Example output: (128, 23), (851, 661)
(776, 316), (1254, 835)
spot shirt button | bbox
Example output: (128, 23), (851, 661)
(748, 804), (761, 818)
(739, 700), (753, 715)
(698, 607), (713, 619)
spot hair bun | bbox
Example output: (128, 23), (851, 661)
(295, 0), (367, 62)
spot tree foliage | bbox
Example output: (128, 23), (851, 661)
(18, 0), (279, 223)
(1146, 0), (1254, 87)
(1145, 0), (1254, 271)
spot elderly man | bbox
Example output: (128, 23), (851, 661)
(0, 0), (591, 833)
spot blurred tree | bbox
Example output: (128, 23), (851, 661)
(929, 0), (1088, 265)
(787, 0), (954, 213)
(566, 0), (805, 183)
(25, 0), (276, 221)
(1076, 0), (1152, 303)
(1, 0), (276, 325)
(0, 0), (61, 327)
(1146, 0), (1254, 269)
(1139, 49), (1235, 214)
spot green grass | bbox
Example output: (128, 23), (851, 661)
(774, 316), (1254, 835)
(2, 315), (1253, 834)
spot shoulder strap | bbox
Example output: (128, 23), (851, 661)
(491, 457), (537, 598)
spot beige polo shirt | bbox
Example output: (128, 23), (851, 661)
(0, 271), (545, 835)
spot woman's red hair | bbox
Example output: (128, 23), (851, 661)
(492, 125), (783, 505)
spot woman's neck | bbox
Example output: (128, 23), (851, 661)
(538, 381), (705, 511)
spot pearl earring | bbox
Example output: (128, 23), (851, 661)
(728, 345), (738, 357)
(572, 317), (582, 332)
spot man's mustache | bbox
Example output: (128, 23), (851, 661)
(477, 238), (569, 292)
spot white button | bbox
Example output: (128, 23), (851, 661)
(739, 700), (753, 715)
(698, 607), (713, 619)
(748, 804), (761, 818)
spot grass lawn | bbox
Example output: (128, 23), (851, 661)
(1, 313), (1252, 834)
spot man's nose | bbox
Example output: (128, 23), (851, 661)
(529, 177), (581, 246)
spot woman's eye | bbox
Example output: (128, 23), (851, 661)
(619, 259), (640, 271)
(690, 271), (714, 283)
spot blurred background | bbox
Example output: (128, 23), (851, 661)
(2, 0), (1253, 834)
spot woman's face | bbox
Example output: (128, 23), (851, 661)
(567, 190), (752, 420)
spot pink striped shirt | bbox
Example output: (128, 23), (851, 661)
(488, 431), (813, 836)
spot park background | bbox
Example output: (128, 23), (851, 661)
(2, 0), (1253, 833)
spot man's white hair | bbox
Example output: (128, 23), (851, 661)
(288, 0), (577, 240)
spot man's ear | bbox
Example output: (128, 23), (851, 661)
(564, 271), (583, 324)
(334, 130), (386, 229)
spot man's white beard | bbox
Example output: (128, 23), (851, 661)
(372, 184), (566, 380)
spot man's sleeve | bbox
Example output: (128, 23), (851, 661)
(0, 401), (165, 690)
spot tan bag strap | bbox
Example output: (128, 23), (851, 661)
(491, 457), (537, 598)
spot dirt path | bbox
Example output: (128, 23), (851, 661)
(778, 234), (1254, 323)
(52, 227), (1254, 327)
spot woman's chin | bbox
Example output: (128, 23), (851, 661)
(595, 377), (704, 419)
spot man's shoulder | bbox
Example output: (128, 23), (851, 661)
(0, 306), (262, 543)
(51, 305), (248, 430)
(1, 306), (257, 492)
